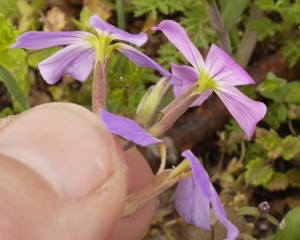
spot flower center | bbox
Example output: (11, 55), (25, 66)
(195, 69), (218, 93)
(87, 32), (114, 65)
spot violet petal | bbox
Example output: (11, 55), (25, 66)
(116, 43), (172, 79)
(182, 150), (210, 198)
(175, 177), (211, 230)
(100, 109), (163, 147)
(90, 15), (147, 46)
(205, 44), (254, 86)
(11, 31), (94, 49)
(215, 86), (267, 139)
(209, 186), (239, 239)
(38, 42), (94, 84)
(152, 20), (204, 70)
(170, 62), (199, 84)
(178, 150), (239, 239)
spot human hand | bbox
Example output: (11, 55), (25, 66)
(0, 103), (157, 240)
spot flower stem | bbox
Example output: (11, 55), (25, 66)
(92, 59), (109, 114)
(234, 4), (264, 68)
(207, 4), (232, 56)
(148, 85), (200, 137)
(168, 159), (191, 179)
(122, 170), (181, 218)
(116, 0), (125, 30)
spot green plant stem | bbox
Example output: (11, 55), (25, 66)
(221, 0), (251, 32)
(235, 4), (264, 68)
(116, 0), (125, 30)
(206, 4), (232, 55)
(102, 0), (135, 12)
(92, 59), (109, 114)
(115, 0), (126, 74)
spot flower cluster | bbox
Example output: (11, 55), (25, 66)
(11, 15), (169, 84)
(13, 14), (268, 240)
(152, 20), (266, 139)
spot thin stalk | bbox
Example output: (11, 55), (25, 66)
(207, 4), (232, 55)
(234, 4), (264, 68)
(115, 0), (126, 74)
(116, 0), (125, 30)
(122, 170), (181, 217)
(148, 87), (200, 137)
(123, 141), (135, 151)
(102, 0), (135, 12)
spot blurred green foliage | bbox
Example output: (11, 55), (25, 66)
(0, 13), (30, 113)
(221, 72), (300, 195)
(253, 0), (300, 67)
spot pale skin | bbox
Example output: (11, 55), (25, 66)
(0, 103), (157, 240)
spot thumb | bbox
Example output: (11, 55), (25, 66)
(0, 102), (128, 240)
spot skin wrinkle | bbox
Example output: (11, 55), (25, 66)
(0, 103), (134, 240)
(0, 103), (117, 199)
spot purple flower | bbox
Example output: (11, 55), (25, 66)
(100, 109), (162, 147)
(176, 150), (239, 239)
(11, 15), (168, 84)
(152, 20), (267, 139)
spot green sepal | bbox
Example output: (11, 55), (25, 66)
(135, 77), (171, 128)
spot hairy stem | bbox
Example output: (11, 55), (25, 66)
(148, 85), (200, 137)
(92, 59), (109, 114)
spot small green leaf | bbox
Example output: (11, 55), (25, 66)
(288, 104), (300, 120)
(285, 82), (300, 104)
(255, 128), (282, 159)
(0, 65), (29, 111)
(281, 135), (300, 160)
(263, 172), (289, 191)
(0, 13), (19, 51)
(245, 158), (274, 186)
(238, 206), (260, 217)
(286, 168), (300, 188)
(274, 205), (300, 240)
(256, 72), (291, 102)
(238, 206), (280, 228)
(277, 104), (288, 122)
(72, 7), (94, 32)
